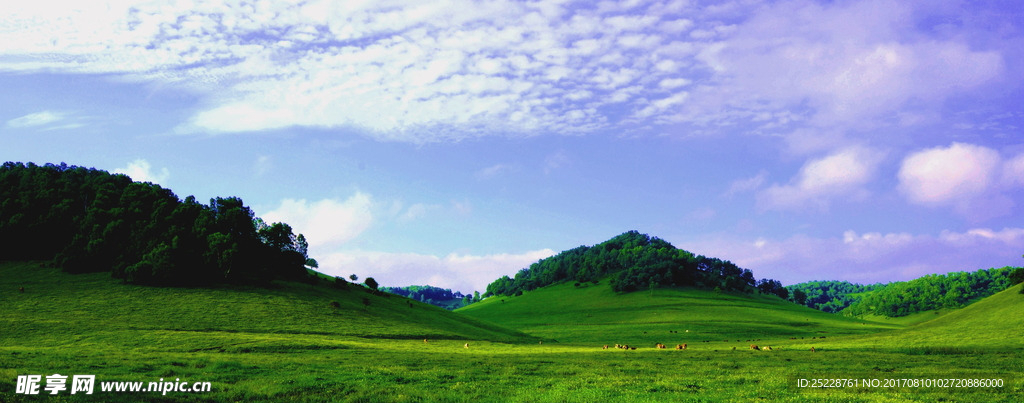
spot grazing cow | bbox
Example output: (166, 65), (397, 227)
(630, 347), (636, 350)
(603, 345), (609, 350)
(464, 343), (469, 349)
(18, 287), (25, 293)
(810, 347), (816, 353)
(423, 339), (428, 343)
(750, 344), (759, 350)
(762, 346), (772, 351)
(655, 343), (666, 349)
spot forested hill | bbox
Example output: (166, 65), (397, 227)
(841, 267), (1022, 317)
(0, 162), (314, 286)
(484, 231), (789, 299)
(788, 267), (1023, 317)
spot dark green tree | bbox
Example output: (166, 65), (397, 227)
(364, 277), (379, 291)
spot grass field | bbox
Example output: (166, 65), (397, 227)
(456, 280), (898, 345)
(2, 262), (1022, 402)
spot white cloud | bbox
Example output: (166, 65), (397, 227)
(113, 159), (170, 185)
(1001, 153), (1024, 188)
(683, 227), (1024, 286)
(898, 143), (1019, 221)
(317, 248), (556, 294)
(6, 111), (65, 128)
(262, 194), (374, 248)
(758, 146), (883, 210)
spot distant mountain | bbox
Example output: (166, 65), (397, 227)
(483, 230), (789, 300)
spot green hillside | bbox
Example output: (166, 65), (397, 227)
(834, 282), (1024, 350)
(459, 280), (896, 345)
(0, 261), (533, 346)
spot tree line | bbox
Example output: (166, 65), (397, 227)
(784, 281), (884, 313)
(787, 267), (1023, 317)
(0, 162), (315, 285)
(484, 231), (789, 299)
(379, 285), (481, 310)
(841, 267), (1021, 317)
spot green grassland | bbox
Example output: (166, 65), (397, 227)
(457, 280), (897, 345)
(2, 262), (1022, 402)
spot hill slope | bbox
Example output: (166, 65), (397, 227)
(842, 282), (1024, 349)
(459, 280), (894, 345)
(0, 261), (534, 347)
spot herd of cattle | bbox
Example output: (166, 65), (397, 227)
(599, 341), (820, 352)
(426, 337), (819, 352)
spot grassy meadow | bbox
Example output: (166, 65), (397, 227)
(2, 262), (1022, 402)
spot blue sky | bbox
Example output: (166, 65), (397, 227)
(2, 0), (1023, 293)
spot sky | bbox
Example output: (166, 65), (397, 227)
(2, 0), (1023, 293)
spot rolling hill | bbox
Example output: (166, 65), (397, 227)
(829, 282), (1024, 350)
(458, 279), (897, 345)
(0, 261), (534, 348)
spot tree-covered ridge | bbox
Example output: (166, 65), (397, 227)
(785, 281), (885, 313)
(841, 267), (1019, 317)
(0, 162), (313, 285)
(484, 231), (788, 299)
(380, 285), (481, 310)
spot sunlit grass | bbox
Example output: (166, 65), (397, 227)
(1, 262), (1021, 402)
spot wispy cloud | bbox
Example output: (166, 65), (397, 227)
(724, 170), (767, 197)
(475, 163), (517, 180)
(6, 111), (65, 128)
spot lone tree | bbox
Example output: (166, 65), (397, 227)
(364, 277), (379, 291)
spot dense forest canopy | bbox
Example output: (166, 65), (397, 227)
(0, 162), (313, 285)
(784, 281), (884, 313)
(788, 267), (1022, 317)
(484, 231), (788, 299)
(841, 267), (1019, 317)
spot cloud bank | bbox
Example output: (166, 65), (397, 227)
(1, 0), (1010, 143)
(319, 249), (556, 294)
